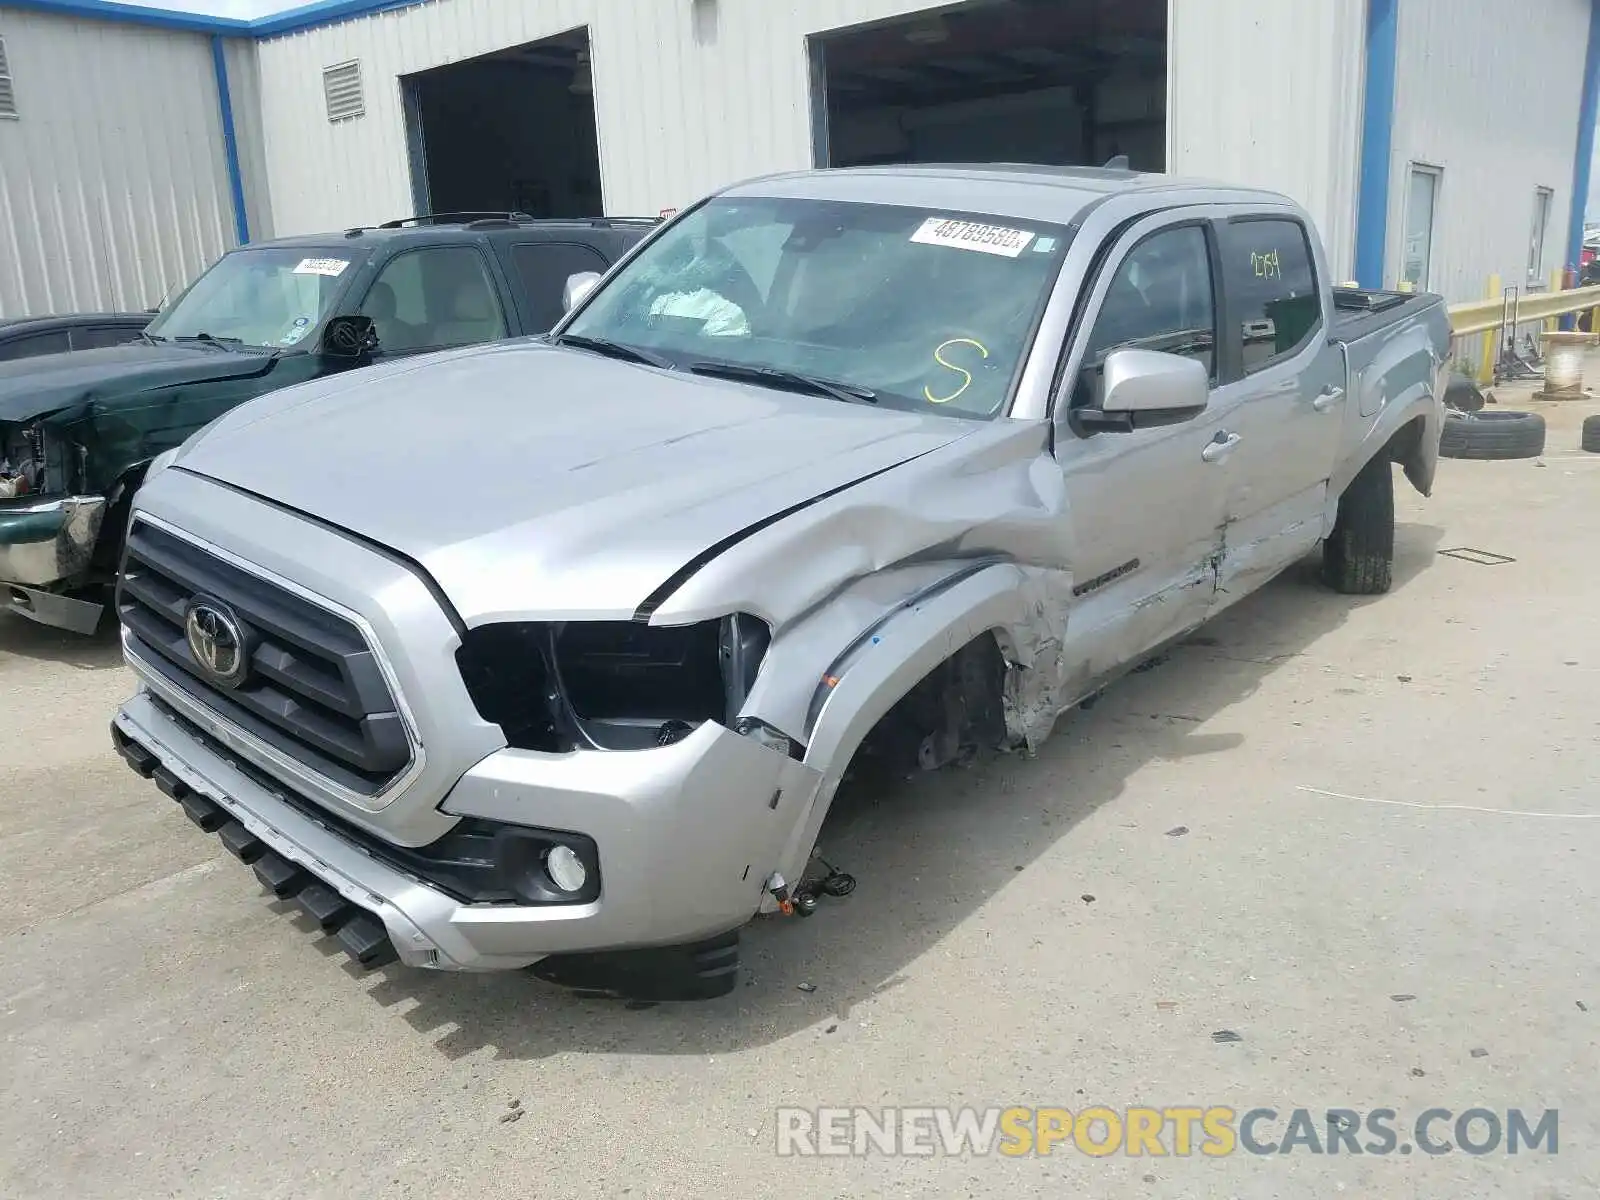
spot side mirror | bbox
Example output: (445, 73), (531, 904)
(563, 271), (603, 313)
(321, 314), (379, 359)
(1080, 348), (1210, 432)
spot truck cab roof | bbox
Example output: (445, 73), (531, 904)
(724, 163), (1296, 225)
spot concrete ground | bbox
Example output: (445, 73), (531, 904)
(3, 394), (1598, 1200)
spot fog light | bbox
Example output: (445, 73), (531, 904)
(545, 844), (589, 893)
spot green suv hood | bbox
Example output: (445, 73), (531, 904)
(0, 341), (280, 425)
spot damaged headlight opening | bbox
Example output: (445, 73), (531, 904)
(456, 612), (789, 754)
(0, 422), (47, 498)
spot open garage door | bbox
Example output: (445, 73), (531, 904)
(812, 0), (1166, 172)
(402, 28), (603, 219)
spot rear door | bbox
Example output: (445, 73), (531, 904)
(1208, 212), (1346, 604)
(498, 239), (613, 334)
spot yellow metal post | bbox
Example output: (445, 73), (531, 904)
(1546, 268), (1564, 334)
(1478, 274), (1500, 382)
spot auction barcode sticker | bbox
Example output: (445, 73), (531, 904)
(910, 217), (1036, 258)
(292, 257), (351, 277)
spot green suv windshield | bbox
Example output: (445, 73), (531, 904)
(146, 246), (369, 350)
(562, 197), (1071, 418)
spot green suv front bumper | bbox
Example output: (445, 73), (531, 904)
(0, 495), (108, 633)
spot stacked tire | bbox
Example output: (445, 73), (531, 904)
(1439, 410), (1546, 460)
(1583, 414), (1600, 454)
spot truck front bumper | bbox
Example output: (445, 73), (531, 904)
(0, 495), (106, 632)
(112, 686), (821, 992)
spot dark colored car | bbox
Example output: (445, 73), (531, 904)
(0, 313), (151, 361)
(0, 212), (658, 633)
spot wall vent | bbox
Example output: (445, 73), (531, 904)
(322, 59), (364, 123)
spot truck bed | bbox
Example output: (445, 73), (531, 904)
(1330, 286), (1443, 343)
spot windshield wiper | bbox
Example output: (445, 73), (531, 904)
(689, 361), (877, 405)
(174, 332), (243, 349)
(553, 333), (674, 370)
(137, 331), (168, 345)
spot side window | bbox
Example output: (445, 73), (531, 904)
(1077, 224), (1216, 403)
(1220, 219), (1321, 373)
(358, 246), (507, 353)
(71, 324), (142, 350)
(509, 242), (609, 332)
(0, 329), (71, 361)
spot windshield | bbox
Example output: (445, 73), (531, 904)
(146, 247), (368, 349)
(562, 197), (1071, 418)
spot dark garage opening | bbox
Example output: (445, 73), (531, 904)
(403, 27), (603, 220)
(813, 0), (1166, 172)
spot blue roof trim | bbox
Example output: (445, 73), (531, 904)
(0, 0), (429, 38)
(1354, 0), (1398, 290)
(252, 0), (426, 37)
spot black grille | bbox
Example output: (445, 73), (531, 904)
(117, 519), (411, 794)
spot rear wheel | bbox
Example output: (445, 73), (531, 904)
(1323, 454), (1394, 595)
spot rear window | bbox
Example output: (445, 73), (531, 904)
(510, 242), (610, 332)
(1220, 218), (1321, 373)
(0, 329), (70, 360)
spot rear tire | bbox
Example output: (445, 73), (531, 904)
(1323, 454), (1394, 595)
(1439, 410), (1545, 460)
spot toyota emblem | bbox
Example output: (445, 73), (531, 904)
(184, 598), (251, 688)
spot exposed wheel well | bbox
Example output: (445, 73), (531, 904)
(89, 461), (150, 576)
(1386, 414), (1425, 465)
(847, 631), (1010, 781)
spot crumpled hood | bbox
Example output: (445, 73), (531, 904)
(174, 340), (978, 623)
(0, 341), (277, 424)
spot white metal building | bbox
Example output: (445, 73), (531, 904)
(1, 0), (1596, 318)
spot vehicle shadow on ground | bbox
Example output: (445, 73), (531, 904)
(336, 523), (1443, 1060)
(0, 612), (123, 671)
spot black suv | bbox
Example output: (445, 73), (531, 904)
(0, 213), (658, 633)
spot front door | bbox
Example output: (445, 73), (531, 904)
(1050, 213), (1236, 700)
(1207, 213), (1345, 606)
(353, 244), (510, 361)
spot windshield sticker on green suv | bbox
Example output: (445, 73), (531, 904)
(911, 217), (1036, 258)
(279, 317), (313, 346)
(292, 257), (351, 277)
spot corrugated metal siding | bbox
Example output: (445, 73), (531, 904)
(1389, 0), (1589, 304)
(253, 0), (996, 234)
(0, 7), (238, 317)
(1167, 0), (1366, 281)
(223, 35), (276, 241)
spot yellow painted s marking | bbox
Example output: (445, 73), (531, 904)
(924, 337), (990, 404)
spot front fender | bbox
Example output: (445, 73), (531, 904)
(765, 561), (1067, 886)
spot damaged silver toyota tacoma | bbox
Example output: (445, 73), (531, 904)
(111, 166), (1449, 999)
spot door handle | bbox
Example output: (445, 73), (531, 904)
(1312, 386), (1345, 412)
(1201, 432), (1242, 464)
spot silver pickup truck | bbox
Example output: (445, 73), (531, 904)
(111, 166), (1449, 999)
